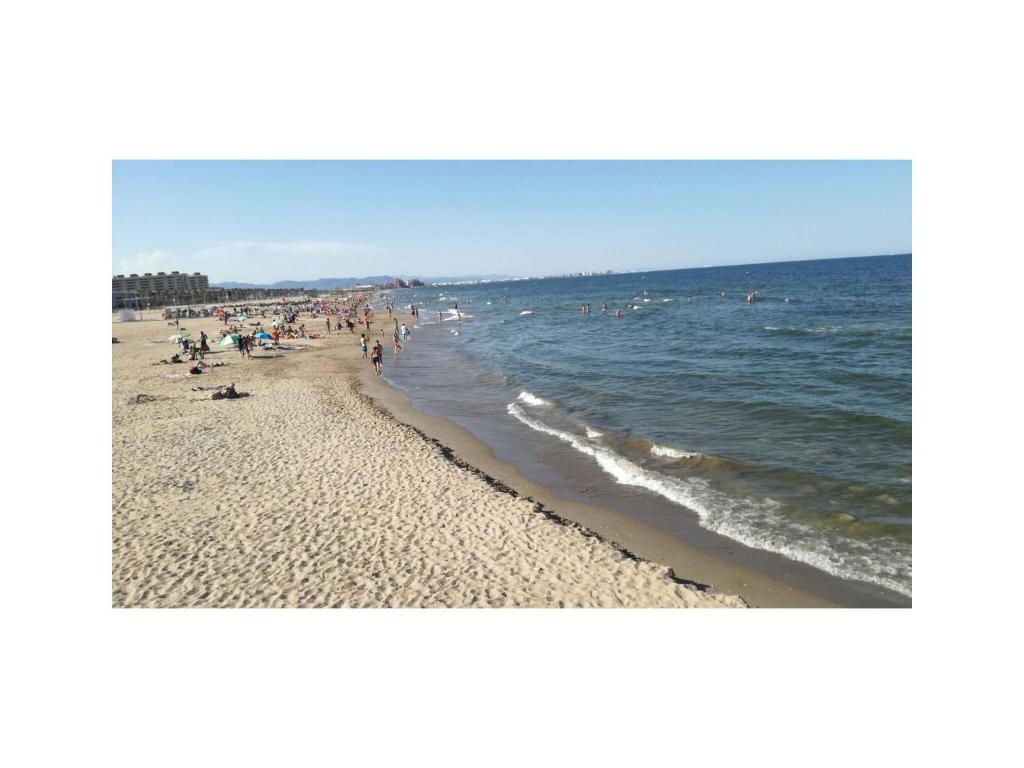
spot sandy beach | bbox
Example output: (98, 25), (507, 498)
(112, 305), (750, 608)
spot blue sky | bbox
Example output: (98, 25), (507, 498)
(112, 161), (911, 283)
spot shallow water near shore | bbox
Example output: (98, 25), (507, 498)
(382, 254), (912, 600)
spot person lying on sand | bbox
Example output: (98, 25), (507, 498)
(153, 353), (184, 364)
(209, 383), (240, 400)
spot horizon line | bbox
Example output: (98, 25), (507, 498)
(199, 251), (911, 287)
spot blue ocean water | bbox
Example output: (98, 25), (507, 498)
(386, 254), (911, 597)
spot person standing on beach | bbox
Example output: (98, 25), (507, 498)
(236, 333), (246, 358)
(438, 310), (443, 323)
(393, 330), (402, 358)
(325, 318), (332, 334)
(360, 334), (368, 359)
(400, 323), (410, 341)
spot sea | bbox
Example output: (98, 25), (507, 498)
(381, 254), (912, 600)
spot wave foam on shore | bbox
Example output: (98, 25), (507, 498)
(506, 399), (912, 597)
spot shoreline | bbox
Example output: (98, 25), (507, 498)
(363, 309), (910, 608)
(361, 359), (891, 608)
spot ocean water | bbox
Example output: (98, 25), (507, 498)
(383, 254), (911, 598)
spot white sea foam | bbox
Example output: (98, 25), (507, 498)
(650, 444), (697, 459)
(506, 402), (912, 597)
(585, 427), (604, 439)
(516, 391), (550, 407)
(520, 310), (534, 316)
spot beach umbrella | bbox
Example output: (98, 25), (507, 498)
(219, 334), (240, 347)
(272, 319), (284, 327)
(168, 331), (190, 341)
(239, 314), (250, 321)
(255, 331), (273, 340)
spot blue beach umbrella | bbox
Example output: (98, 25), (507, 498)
(255, 331), (273, 340)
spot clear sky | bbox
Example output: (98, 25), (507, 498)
(112, 161), (911, 283)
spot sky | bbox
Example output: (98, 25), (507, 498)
(112, 161), (911, 283)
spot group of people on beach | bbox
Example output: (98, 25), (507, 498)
(150, 291), (383, 399)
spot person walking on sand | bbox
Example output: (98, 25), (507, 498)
(370, 340), (383, 375)
(236, 332), (246, 358)
(360, 333), (368, 359)
(400, 323), (410, 342)
(393, 331), (402, 358)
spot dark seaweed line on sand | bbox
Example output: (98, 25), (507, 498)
(352, 379), (735, 601)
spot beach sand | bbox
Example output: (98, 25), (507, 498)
(112, 308), (747, 608)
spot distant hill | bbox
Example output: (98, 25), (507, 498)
(212, 274), (516, 289)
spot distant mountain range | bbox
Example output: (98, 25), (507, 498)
(211, 274), (516, 289)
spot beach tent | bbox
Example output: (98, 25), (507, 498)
(219, 334), (240, 347)
(271, 319), (284, 327)
(255, 331), (273, 340)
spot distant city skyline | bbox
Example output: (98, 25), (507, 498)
(113, 161), (911, 283)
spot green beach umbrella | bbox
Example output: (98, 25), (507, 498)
(219, 334), (240, 347)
